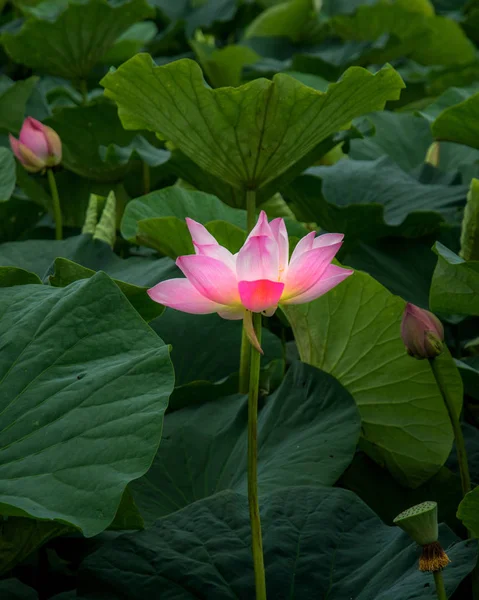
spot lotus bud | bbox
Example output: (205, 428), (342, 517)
(394, 502), (450, 572)
(9, 117), (62, 173)
(401, 303), (444, 360)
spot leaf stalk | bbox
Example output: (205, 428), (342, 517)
(47, 168), (62, 241)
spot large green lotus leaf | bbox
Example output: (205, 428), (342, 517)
(79, 486), (476, 599)
(1, 0), (154, 80)
(101, 54), (404, 190)
(0, 148), (15, 203)
(0, 234), (177, 284)
(432, 91), (479, 151)
(458, 485), (479, 537)
(130, 362), (360, 522)
(284, 269), (464, 487)
(430, 242), (479, 315)
(340, 453), (463, 532)
(343, 237), (438, 308)
(0, 273), (174, 536)
(0, 76), (38, 133)
(49, 257), (164, 322)
(284, 157), (466, 241)
(150, 310), (283, 389)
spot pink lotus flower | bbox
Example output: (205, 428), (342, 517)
(401, 303), (444, 360)
(9, 117), (62, 173)
(148, 211), (352, 323)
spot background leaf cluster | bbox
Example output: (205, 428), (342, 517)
(2, 0), (479, 598)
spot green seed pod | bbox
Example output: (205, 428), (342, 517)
(460, 178), (479, 261)
(393, 501), (438, 546)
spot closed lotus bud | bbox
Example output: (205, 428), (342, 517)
(401, 303), (444, 360)
(9, 117), (62, 173)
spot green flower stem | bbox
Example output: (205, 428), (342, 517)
(433, 571), (447, 600)
(428, 358), (471, 498)
(248, 311), (267, 600)
(239, 188), (257, 392)
(239, 327), (252, 394)
(143, 162), (150, 195)
(47, 169), (62, 241)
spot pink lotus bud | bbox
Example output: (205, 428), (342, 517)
(147, 211), (353, 325)
(401, 303), (444, 360)
(9, 117), (62, 173)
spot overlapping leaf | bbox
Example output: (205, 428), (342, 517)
(79, 486), (476, 599)
(130, 362), (360, 522)
(284, 157), (466, 241)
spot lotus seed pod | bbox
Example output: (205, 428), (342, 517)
(393, 501), (438, 546)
